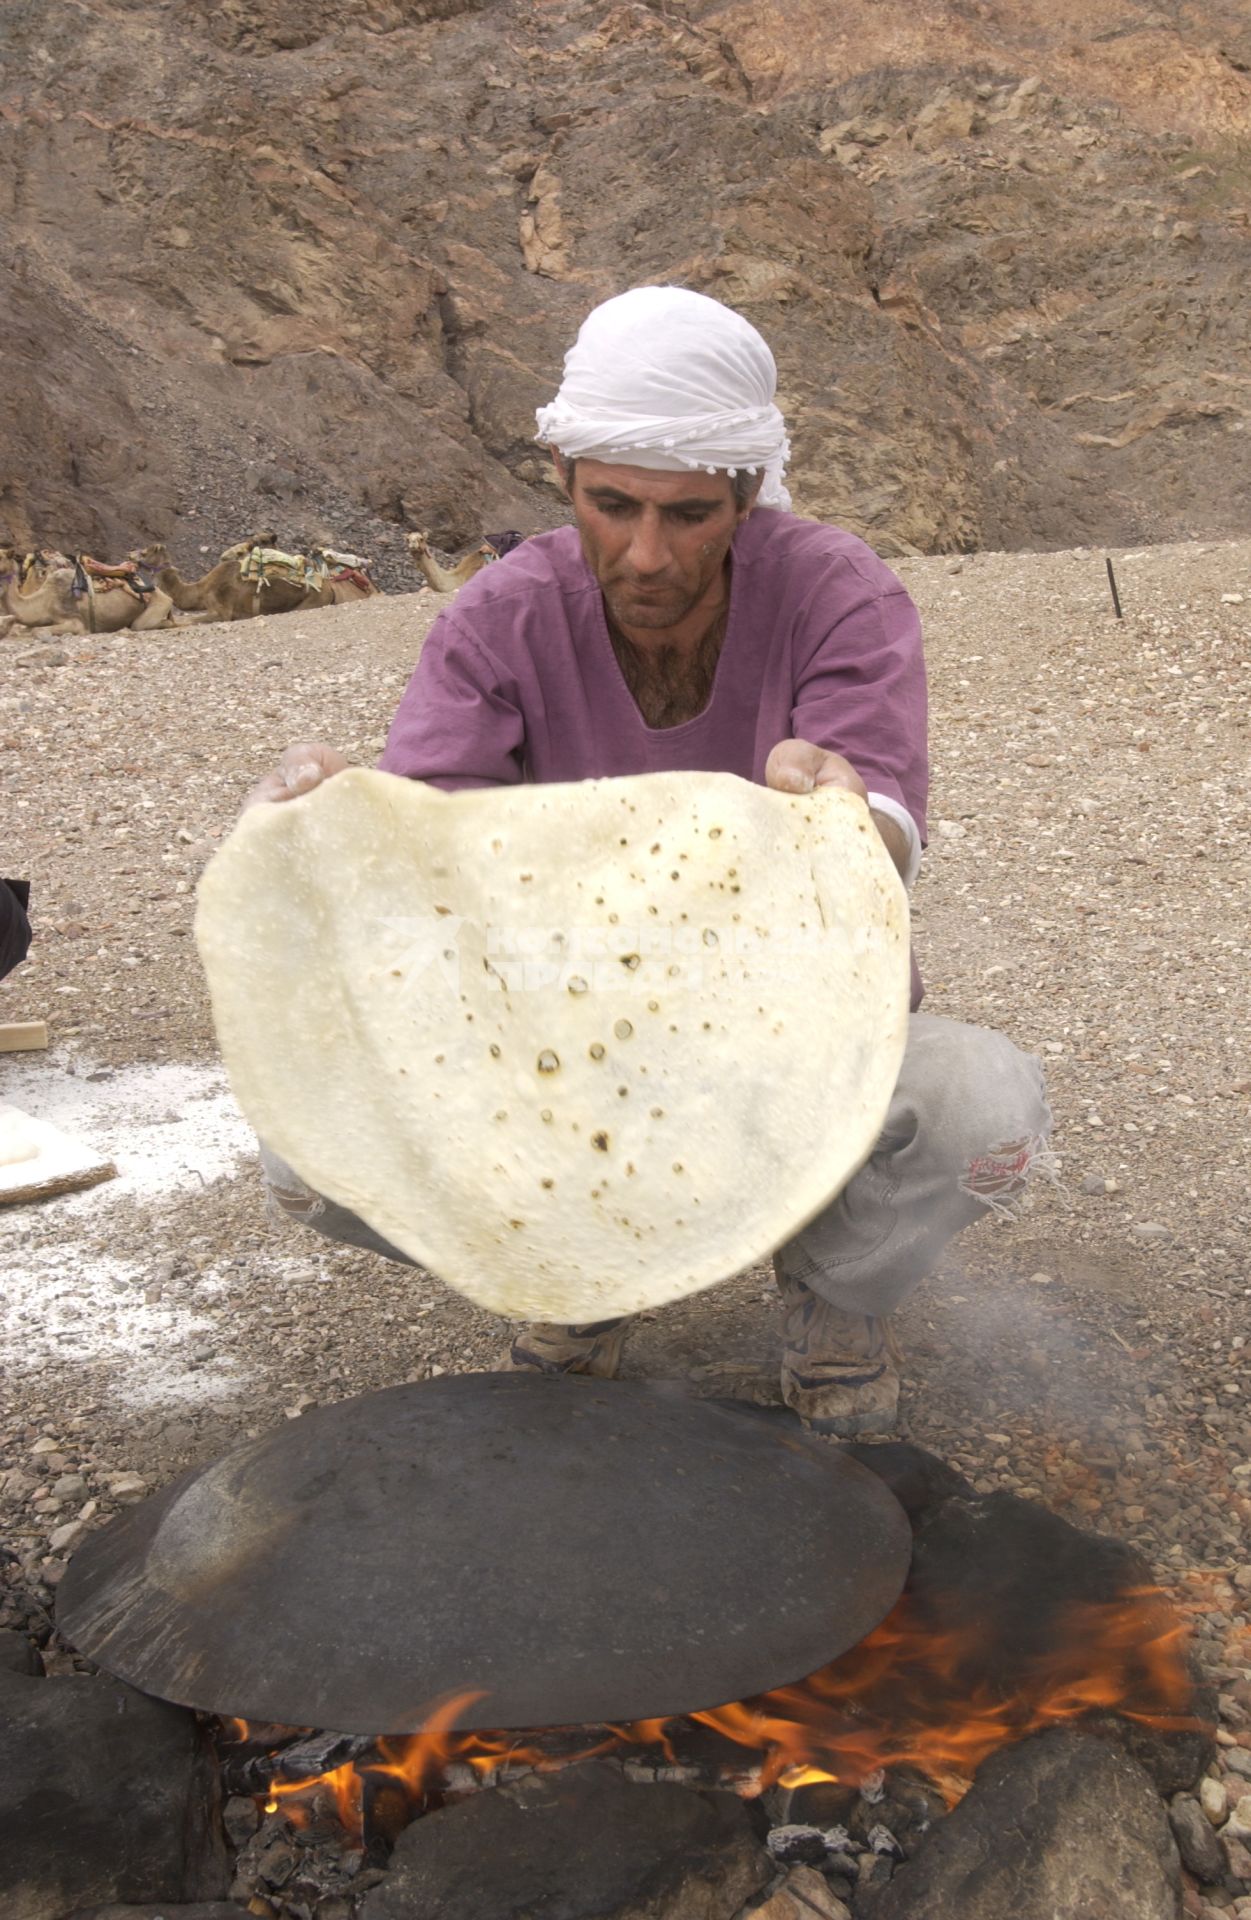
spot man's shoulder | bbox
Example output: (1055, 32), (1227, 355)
(735, 509), (906, 594)
(447, 526), (591, 623)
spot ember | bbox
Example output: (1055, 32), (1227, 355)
(218, 1577), (1197, 1845)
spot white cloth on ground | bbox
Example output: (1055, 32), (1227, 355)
(535, 285), (792, 510)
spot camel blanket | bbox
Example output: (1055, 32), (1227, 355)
(239, 546), (326, 593)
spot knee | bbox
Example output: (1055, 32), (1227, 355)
(895, 1015), (1052, 1183)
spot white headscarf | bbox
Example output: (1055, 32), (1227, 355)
(535, 285), (792, 511)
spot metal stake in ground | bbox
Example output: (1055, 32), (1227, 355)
(1105, 557), (1123, 619)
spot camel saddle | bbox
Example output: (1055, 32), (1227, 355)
(316, 545), (371, 573)
(18, 549), (71, 588)
(238, 544), (327, 593)
(327, 565), (374, 595)
(74, 555), (155, 602)
(484, 529), (527, 557)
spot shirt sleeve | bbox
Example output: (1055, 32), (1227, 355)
(790, 570), (928, 848)
(378, 612), (526, 792)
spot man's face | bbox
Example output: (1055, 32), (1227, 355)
(558, 457), (750, 639)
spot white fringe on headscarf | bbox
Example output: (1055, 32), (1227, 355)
(535, 285), (792, 511)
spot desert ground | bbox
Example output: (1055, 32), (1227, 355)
(2, 539), (1249, 1687)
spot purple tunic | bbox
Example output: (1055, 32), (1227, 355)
(380, 508), (929, 1000)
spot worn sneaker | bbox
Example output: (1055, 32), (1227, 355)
(500, 1317), (629, 1379)
(776, 1265), (900, 1436)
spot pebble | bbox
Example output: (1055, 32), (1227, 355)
(107, 1471), (148, 1502)
(1226, 1748), (1251, 1780)
(46, 1520), (87, 1555)
(1170, 1794), (1228, 1883)
(16, 646), (69, 667)
(1226, 1793), (1251, 1842)
(1201, 1775), (1229, 1825)
(1132, 1222), (1172, 1242)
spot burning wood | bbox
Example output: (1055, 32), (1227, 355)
(214, 1575), (1199, 1849)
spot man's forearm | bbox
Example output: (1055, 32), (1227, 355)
(870, 810), (910, 881)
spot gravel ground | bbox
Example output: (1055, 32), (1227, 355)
(3, 540), (1250, 1900)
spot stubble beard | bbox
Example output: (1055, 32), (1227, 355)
(606, 592), (689, 632)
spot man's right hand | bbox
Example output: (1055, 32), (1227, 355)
(243, 742), (352, 812)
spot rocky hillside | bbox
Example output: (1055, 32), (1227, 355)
(1, 0), (1249, 576)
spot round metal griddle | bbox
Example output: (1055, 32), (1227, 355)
(57, 1373), (911, 1734)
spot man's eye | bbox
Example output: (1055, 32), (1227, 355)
(596, 501), (631, 517)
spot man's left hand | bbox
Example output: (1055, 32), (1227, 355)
(765, 740), (868, 802)
(766, 740), (911, 880)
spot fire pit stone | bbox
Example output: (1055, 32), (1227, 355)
(0, 1626), (42, 1677)
(61, 1906), (247, 1918)
(355, 1760), (771, 1920)
(866, 1727), (1182, 1920)
(0, 1663), (227, 1920)
(751, 1863), (852, 1918)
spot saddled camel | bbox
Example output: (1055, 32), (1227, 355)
(141, 533), (378, 623)
(407, 530), (500, 593)
(0, 547), (178, 635)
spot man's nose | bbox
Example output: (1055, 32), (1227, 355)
(625, 511), (671, 576)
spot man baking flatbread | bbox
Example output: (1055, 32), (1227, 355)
(248, 285), (1052, 1436)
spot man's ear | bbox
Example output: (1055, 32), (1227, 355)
(737, 472), (764, 521)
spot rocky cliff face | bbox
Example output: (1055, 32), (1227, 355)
(1, 0), (1248, 575)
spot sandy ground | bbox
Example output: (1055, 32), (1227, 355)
(2, 542), (1249, 1710)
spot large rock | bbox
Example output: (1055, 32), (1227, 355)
(0, 1666), (227, 1920)
(0, 1629), (43, 1677)
(868, 1728), (1181, 1920)
(358, 1761), (770, 1919)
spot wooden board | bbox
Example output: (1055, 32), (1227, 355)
(0, 1103), (116, 1205)
(0, 1021), (49, 1054)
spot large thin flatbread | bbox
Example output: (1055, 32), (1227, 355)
(195, 769), (909, 1320)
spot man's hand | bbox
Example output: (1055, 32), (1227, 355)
(765, 740), (868, 802)
(243, 741), (352, 813)
(766, 739), (911, 880)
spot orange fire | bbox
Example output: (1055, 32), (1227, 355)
(227, 1580), (1199, 1842)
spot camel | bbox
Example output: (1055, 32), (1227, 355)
(142, 533), (378, 623)
(0, 549), (177, 634)
(0, 560), (83, 635)
(407, 530), (499, 593)
(0, 545), (180, 633)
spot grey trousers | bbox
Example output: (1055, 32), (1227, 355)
(260, 1012), (1052, 1319)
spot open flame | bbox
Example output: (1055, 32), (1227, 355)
(222, 1579), (1198, 1842)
